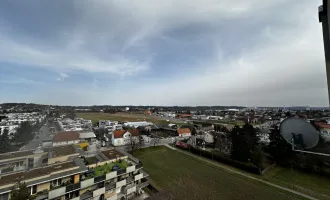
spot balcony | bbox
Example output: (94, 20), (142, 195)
(65, 183), (80, 193)
(80, 191), (93, 200)
(93, 160), (129, 177)
(137, 181), (149, 189)
(136, 163), (143, 169)
(94, 174), (106, 183)
(126, 176), (135, 184)
(105, 182), (116, 191)
(32, 190), (49, 200)
(48, 186), (65, 199)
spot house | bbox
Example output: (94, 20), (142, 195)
(315, 122), (330, 135)
(79, 132), (96, 142)
(52, 131), (80, 146)
(176, 114), (192, 119)
(177, 128), (191, 137)
(112, 129), (140, 146)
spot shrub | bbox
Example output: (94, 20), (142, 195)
(176, 145), (261, 175)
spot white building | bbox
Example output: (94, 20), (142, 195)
(123, 121), (153, 128)
(112, 129), (140, 146)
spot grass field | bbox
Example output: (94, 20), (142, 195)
(262, 167), (330, 200)
(134, 146), (307, 200)
(76, 112), (184, 126)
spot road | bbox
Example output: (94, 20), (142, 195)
(165, 144), (318, 200)
(21, 124), (52, 150)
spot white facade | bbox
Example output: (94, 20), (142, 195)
(53, 140), (79, 147)
(112, 132), (139, 146)
(123, 121), (153, 128)
(0, 125), (19, 135)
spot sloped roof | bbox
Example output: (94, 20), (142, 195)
(113, 129), (140, 139)
(177, 128), (191, 135)
(113, 130), (126, 138)
(315, 122), (330, 129)
(53, 131), (79, 142)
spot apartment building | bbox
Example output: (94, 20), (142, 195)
(0, 145), (80, 175)
(0, 148), (148, 200)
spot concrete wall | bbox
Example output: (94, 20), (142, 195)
(48, 154), (79, 164)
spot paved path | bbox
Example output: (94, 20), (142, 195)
(21, 124), (51, 150)
(166, 145), (318, 200)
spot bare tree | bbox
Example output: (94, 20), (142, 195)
(125, 135), (143, 156)
(215, 134), (232, 155)
(151, 137), (160, 147)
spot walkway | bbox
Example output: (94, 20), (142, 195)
(165, 145), (318, 200)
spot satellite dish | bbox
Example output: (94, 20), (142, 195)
(280, 118), (319, 150)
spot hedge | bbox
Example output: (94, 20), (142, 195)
(175, 145), (261, 175)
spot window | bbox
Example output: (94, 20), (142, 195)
(32, 185), (37, 194)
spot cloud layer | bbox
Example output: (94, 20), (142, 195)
(0, 0), (327, 106)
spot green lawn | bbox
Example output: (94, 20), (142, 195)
(135, 146), (307, 200)
(76, 112), (172, 126)
(262, 167), (330, 200)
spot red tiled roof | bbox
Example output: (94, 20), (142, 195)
(177, 128), (191, 135)
(113, 130), (127, 138)
(113, 129), (140, 138)
(53, 131), (79, 142)
(315, 122), (330, 129)
(128, 129), (140, 136)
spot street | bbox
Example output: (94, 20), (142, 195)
(21, 124), (52, 150)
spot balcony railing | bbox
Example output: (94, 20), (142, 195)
(105, 182), (116, 191)
(137, 181), (149, 189)
(117, 168), (126, 175)
(80, 191), (93, 200)
(65, 183), (80, 193)
(136, 163), (143, 169)
(94, 174), (106, 183)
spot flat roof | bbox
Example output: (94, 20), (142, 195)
(79, 132), (96, 139)
(46, 145), (77, 158)
(101, 149), (124, 160)
(0, 150), (35, 161)
(0, 162), (75, 186)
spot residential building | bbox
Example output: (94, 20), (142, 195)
(53, 131), (80, 147)
(112, 129), (140, 146)
(123, 121), (153, 128)
(0, 145), (80, 175)
(0, 148), (149, 200)
(79, 132), (96, 142)
(177, 128), (191, 137)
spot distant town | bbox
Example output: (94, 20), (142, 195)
(0, 103), (330, 200)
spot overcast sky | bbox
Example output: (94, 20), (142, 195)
(0, 0), (327, 107)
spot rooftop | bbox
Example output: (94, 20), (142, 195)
(0, 150), (35, 161)
(101, 149), (124, 160)
(53, 131), (80, 142)
(177, 128), (191, 135)
(0, 162), (75, 186)
(46, 145), (77, 158)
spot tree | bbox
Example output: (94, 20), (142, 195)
(13, 121), (34, 144)
(151, 137), (160, 147)
(268, 126), (293, 166)
(251, 146), (264, 169)
(230, 123), (258, 162)
(125, 135), (143, 156)
(10, 182), (35, 200)
(214, 133), (231, 155)
(0, 128), (10, 150)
